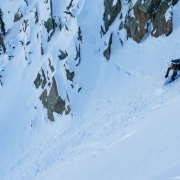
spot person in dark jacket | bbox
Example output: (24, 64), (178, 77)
(165, 59), (180, 81)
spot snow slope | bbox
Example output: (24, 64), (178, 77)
(0, 0), (180, 179)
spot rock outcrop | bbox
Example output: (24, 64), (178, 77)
(65, 69), (74, 82)
(124, 0), (173, 43)
(58, 50), (68, 60)
(34, 64), (71, 121)
(44, 18), (54, 33)
(14, 9), (23, 22)
(151, 0), (172, 38)
(103, 0), (121, 32)
(34, 69), (47, 89)
(172, 0), (179, 5)
(103, 33), (113, 60)
(0, 34), (6, 53)
(40, 77), (67, 121)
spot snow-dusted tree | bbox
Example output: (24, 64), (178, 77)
(0, 7), (6, 36)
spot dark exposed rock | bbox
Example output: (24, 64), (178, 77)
(124, 0), (173, 42)
(8, 56), (14, 60)
(45, 0), (55, 41)
(44, 18), (54, 33)
(48, 59), (55, 72)
(20, 41), (24, 46)
(119, 21), (123, 30)
(100, 25), (106, 36)
(34, 73), (42, 89)
(65, 105), (71, 115)
(41, 43), (44, 55)
(0, 46), (2, 55)
(103, 33), (113, 60)
(74, 46), (79, 60)
(34, 6), (38, 24)
(22, 20), (29, 32)
(65, 24), (69, 31)
(40, 89), (48, 109)
(0, 75), (2, 86)
(41, 69), (47, 89)
(14, 9), (23, 22)
(34, 69), (47, 89)
(26, 41), (31, 45)
(120, 12), (123, 19)
(103, 0), (121, 32)
(172, 0), (179, 5)
(64, 11), (75, 18)
(0, 34), (6, 53)
(39, 77), (69, 121)
(66, 92), (70, 103)
(77, 27), (82, 42)
(66, 69), (74, 81)
(74, 44), (81, 66)
(124, 0), (152, 43)
(58, 50), (68, 60)
(151, 0), (172, 38)
(24, 0), (28, 6)
(138, 0), (162, 14)
(119, 38), (123, 46)
(50, 0), (54, 20)
(67, 0), (73, 10)
(53, 96), (66, 114)
(78, 87), (82, 92)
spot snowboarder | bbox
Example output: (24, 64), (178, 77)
(165, 59), (180, 81)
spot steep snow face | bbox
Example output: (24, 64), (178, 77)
(0, 0), (180, 180)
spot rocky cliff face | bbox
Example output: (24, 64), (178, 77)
(103, 0), (177, 43)
(101, 0), (178, 59)
(124, 0), (173, 43)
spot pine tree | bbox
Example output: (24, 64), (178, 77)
(0, 7), (6, 36)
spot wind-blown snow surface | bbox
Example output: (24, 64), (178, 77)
(1, 0), (180, 179)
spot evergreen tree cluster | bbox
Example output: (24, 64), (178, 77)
(0, 7), (6, 36)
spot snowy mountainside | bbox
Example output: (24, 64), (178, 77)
(1, 0), (180, 180)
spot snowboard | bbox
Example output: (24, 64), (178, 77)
(164, 78), (174, 85)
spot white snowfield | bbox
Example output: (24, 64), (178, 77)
(0, 0), (180, 180)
